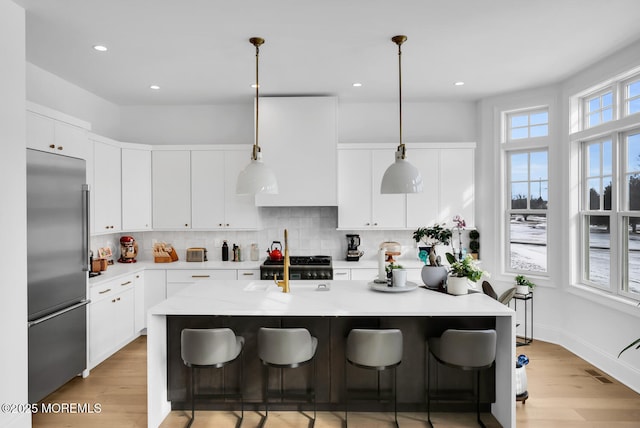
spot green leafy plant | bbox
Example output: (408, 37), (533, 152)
(385, 263), (403, 274)
(515, 274), (536, 290)
(445, 253), (487, 282)
(413, 224), (452, 246)
(618, 338), (640, 357)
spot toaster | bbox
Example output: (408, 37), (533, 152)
(186, 247), (207, 262)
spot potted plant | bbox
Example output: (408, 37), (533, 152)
(515, 275), (535, 295)
(385, 262), (404, 287)
(445, 253), (487, 295)
(413, 224), (452, 287)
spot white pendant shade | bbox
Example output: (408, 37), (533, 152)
(380, 149), (423, 194)
(236, 157), (278, 195)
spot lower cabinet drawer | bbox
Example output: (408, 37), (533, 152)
(166, 269), (236, 283)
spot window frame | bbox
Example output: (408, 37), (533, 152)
(622, 76), (640, 117)
(582, 86), (616, 130)
(505, 108), (549, 143)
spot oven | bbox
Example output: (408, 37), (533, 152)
(260, 256), (333, 280)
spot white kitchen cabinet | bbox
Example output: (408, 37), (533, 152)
(166, 269), (236, 298)
(349, 268), (379, 281)
(122, 147), (152, 231)
(333, 268), (351, 280)
(237, 269), (260, 280)
(407, 145), (475, 228)
(255, 96), (338, 207)
(92, 136), (122, 233)
(88, 274), (136, 369)
(152, 150), (191, 229)
(133, 271), (145, 333)
(338, 147), (406, 229)
(191, 148), (258, 230)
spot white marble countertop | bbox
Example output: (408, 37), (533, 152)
(149, 279), (513, 317)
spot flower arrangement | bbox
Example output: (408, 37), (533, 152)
(452, 214), (466, 260)
(446, 253), (487, 282)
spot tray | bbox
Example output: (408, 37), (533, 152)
(369, 281), (418, 293)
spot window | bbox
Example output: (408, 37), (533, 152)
(506, 109), (548, 141)
(580, 131), (640, 296)
(583, 88), (614, 128)
(507, 150), (548, 273)
(624, 78), (640, 116)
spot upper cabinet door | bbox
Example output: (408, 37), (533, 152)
(406, 148), (440, 229)
(93, 139), (122, 233)
(255, 97), (337, 206)
(121, 148), (152, 231)
(439, 148), (475, 227)
(152, 150), (191, 229)
(191, 150), (225, 229)
(338, 149), (372, 228)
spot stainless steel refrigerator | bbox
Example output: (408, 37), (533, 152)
(27, 148), (90, 403)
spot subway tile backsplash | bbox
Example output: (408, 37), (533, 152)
(90, 207), (425, 263)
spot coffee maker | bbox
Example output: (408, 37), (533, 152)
(346, 234), (364, 261)
(118, 235), (138, 263)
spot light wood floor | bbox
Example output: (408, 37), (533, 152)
(31, 336), (640, 427)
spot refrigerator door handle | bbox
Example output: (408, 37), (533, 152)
(28, 299), (90, 328)
(82, 184), (90, 272)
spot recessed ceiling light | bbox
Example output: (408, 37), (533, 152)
(92, 45), (108, 52)
(352, 82), (363, 87)
(454, 81), (465, 86)
(149, 85), (160, 90)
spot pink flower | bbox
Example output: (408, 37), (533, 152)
(453, 215), (466, 229)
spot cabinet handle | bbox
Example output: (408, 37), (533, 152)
(373, 222), (378, 226)
(49, 144), (55, 149)
(116, 297), (121, 301)
(226, 223), (230, 227)
(335, 272), (348, 276)
(99, 288), (112, 294)
(112, 299), (116, 303)
(57, 146), (63, 150)
(219, 223), (223, 227)
(121, 281), (132, 286)
(242, 272), (254, 276)
(136, 275), (140, 279)
(185, 224), (188, 227)
(365, 222), (370, 226)
(191, 275), (210, 278)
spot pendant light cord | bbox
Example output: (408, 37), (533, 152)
(250, 37), (264, 160)
(393, 35), (407, 159)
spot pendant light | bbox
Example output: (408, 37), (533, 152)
(380, 35), (423, 194)
(236, 37), (278, 195)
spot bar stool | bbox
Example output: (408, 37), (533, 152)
(345, 328), (403, 428)
(181, 328), (245, 428)
(426, 329), (497, 428)
(257, 327), (318, 426)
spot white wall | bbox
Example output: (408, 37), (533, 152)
(0, 1), (29, 428)
(26, 62), (121, 139)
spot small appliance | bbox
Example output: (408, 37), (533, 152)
(186, 247), (207, 262)
(267, 241), (283, 262)
(346, 234), (364, 261)
(118, 235), (138, 263)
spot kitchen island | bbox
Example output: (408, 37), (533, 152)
(147, 280), (515, 428)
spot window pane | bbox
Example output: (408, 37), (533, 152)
(511, 115), (528, 128)
(602, 92), (613, 107)
(585, 215), (610, 287)
(625, 216), (640, 295)
(530, 181), (548, 209)
(603, 177), (612, 211)
(627, 174), (640, 211)
(588, 97), (600, 112)
(530, 124), (548, 137)
(588, 143), (600, 177)
(511, 153), (528, 181)
(588, 178), (601, 210)
(602, 108), (613, 122)
(530, 151), (548, 180)
(629, 81), (640, 98)
(603, 140), (612, 176)
(589, 112), (601, 127)
(530, 111), (548, 125)
(509, 214), (547, 272)
(511, 183), (528, 209)
(511, 127), (528, 140)
(627, 133), (640, 172)
(629, 98), (640, 115)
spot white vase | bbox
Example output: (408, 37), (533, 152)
(516, 285), (530, 295)
(447, 276), (469, 295)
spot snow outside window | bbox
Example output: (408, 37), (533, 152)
(507, 150), (548, 273)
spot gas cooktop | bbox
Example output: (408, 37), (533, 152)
(262, 255), (332, 266)
(260, 255), (333, 280)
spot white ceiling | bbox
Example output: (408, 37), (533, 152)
(14, 0), (640, 106)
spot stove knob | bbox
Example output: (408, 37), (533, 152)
(304, 272), (312, 279)
(311, 272), (318, 279)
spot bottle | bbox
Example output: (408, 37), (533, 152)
(250, 243), (259, 261)
(232, 244), (239, 262)
(222, 240), (229, 261)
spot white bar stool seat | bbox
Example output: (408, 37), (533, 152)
(181, 328), (245, 428)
